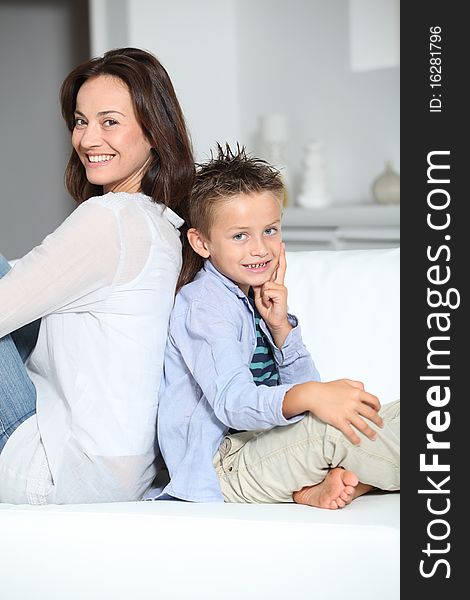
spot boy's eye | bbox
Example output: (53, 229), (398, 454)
(233, 233), (247, 241)
(264, 227), (278, 236)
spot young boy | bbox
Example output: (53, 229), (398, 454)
(155, 144), (399, 508)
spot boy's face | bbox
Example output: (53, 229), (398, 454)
(196, 191), (283, 294)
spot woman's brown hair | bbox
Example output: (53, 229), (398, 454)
(176, 143), (284, 292)
(60, 47), (194, 215)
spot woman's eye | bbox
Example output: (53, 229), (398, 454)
(74, 118), (86, 127)
(104, 119), (118, 127)
(233, 233), (247, 241)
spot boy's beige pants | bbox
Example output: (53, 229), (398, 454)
(213, 399), (400, 503)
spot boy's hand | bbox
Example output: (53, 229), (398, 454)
(252, 243), (292, 348)
(307, 379), (384, 445)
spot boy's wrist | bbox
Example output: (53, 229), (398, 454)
(283, 380), (320, 418)
(269, 319), (293, 349)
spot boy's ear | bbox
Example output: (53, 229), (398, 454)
(187, 228), (210, 259)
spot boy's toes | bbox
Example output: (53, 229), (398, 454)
(342, 469), (359, 487)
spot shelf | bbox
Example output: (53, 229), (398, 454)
(282, 204), (400, 228)
(281, 203), (400, 251)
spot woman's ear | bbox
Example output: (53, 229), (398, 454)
(187, 228), (210, 258)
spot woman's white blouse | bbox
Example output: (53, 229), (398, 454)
(0, 192), (183, 504)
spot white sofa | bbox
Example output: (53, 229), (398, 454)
(0, 247), (400, 600)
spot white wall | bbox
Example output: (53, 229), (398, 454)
(234, 0), (400, 203)
(127, 0), (241, 164)
(89, 0), (128, 56)
(93, 0), (399, 205)
(349, 0), (400, 71)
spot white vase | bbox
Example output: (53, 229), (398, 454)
(296, 140), (331, 208)
(258, 113), (290, 207)
(372, 161), (400, 205)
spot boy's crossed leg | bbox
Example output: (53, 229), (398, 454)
(213, 399), (399, 508)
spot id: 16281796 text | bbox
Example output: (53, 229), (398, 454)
(429, 25), (442, 113)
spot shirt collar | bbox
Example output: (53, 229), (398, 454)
(159, 205), (185, 229)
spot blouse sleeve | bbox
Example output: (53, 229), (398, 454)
(0, 200), (121, 338)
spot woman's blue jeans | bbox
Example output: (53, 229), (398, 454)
(0, 255), (39, 452)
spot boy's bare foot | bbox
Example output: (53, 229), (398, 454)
(293, 468), (373, 509)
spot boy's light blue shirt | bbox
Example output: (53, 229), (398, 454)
(155, 260), (321, 502)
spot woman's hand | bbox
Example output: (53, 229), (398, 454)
(252, 243), (292, 348)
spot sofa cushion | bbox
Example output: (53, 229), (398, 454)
(0, 495), (399, 599)
(285, 248), (399, 404)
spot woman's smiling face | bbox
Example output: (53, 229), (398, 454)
(72, 75), (152, 194)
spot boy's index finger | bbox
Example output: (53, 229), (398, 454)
(274, 242), (287, 285)
(252, 285), (262, 301)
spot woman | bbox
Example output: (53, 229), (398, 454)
(0, 47), (194, 504)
